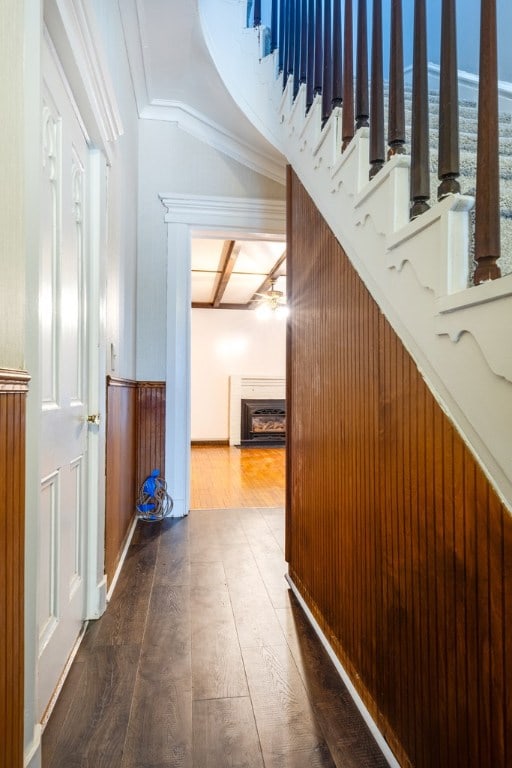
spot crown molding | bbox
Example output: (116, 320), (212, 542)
(159, 193), (286, 236)
(44, 0), (123, 159)
(119, 0), (285, 183)
(142, 100), (285, 184)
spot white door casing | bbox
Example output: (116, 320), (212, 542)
(38, 39), (90, 720)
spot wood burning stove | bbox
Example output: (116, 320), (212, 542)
(240, 399), (286, 447)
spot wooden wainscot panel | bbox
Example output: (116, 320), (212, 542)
(105, 377), (138, 588)
(136, 381), (166, 490)
(286, 170), (512, 768)
(0, 369), (29, 768)
(105, 377), (166, 590)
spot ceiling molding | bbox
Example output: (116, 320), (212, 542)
(45, 0), (124, 157)
(140, 99), (286, 184)
(119, 0), (285, 184)
(160, 194), (286, 236)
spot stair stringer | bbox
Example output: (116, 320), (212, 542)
(198, 1), (512, 513)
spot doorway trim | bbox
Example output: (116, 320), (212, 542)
(159, 193), (286, 517)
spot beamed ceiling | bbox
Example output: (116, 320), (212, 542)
(191, 237), (286, 310)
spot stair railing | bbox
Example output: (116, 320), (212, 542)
(265, 0), (503, 282)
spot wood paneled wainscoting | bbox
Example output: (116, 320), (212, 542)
(0, 369), (29, 768)
(105, 378), (166, 588)
(286, 169), (512, 768)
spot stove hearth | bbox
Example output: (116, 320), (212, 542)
(240, 399), (286, 447)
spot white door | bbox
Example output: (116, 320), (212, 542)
(38, 39), (90, 720)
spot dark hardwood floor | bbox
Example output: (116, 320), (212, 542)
(42, 508), (388, 767)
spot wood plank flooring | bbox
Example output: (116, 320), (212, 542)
(42, 507), (388, 768)
(190, 446), (285, 509)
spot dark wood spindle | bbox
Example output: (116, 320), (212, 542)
(286, 0), (295, 86)
(253, 0), (262, 26)
(306, 0), (315, 109)
(388, 0), (406, 157)
(369, 0), (385, 178)
(410, 0), (430, 218)
(322, 0), (333, 123)
(356, 0), (369, 128)
(332, 0), (343, 107)
(278, 0), (286, 71)
(474, 0), (501, 282)
(438, 0), (460, 198)
(342, 0), (354, 149)
(293, 0), (301, 99)
(300, 0), (308, 84)
(271, 0), (278, 52)
(314, 0), (323, 95)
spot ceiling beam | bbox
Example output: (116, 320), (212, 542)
(212, 240), (240, 308)
(248, 249), (287, 308)
(192, 302), (249, 310)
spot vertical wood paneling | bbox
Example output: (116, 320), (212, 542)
(105, 378), (166, 589)
(286, 170), (512, 768)
(136, 381), (166, 490)
(105, 377), (138, 587)
(0, 370), (28, 768)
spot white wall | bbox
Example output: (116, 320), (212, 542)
(0, 0), (25, 370)
(91, 0), (139, 379)
(136, 120), (285, 380)
(191, 308), (286, 440)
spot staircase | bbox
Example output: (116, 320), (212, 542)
(198, 0), (512, 513)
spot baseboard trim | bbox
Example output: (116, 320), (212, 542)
(106, 515), (138, 602)
(285, 573), (401, 768)
(40, 622), (89, 731)
(24, 724), (41, 768)
(191, 439), (229, 446)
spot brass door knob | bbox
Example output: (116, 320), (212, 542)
(87, 414), (100, 424)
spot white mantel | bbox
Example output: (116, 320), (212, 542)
(229, 375), (286, 445)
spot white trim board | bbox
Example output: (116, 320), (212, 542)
(160, 194), (286, 518)
(286, 574), (401, 768)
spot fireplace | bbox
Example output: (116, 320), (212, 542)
(240, 399), (286, 447)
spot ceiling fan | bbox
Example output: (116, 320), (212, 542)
(255, 278), (289, 317)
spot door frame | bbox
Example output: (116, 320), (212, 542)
(24, 4), (123, 764)
(159, 194), (286, 518)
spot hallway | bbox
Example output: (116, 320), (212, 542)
(43, 446), (386, 768)
(42, 502), (387, 766)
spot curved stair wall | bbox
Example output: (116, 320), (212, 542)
(199, 0), (512, 514)
(286, 168), (512, 768)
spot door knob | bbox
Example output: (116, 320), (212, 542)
(87, 414), (100, 424)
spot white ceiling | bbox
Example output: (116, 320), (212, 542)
(191, 237), (286, 309)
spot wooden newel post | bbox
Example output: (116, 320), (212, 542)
(253, 0), (262, 26)
(322, 0), (333, 124)
(342, 0), (354, 149)
(474, 0), (501, 283)
(271, 0), (278, 52)
(293, 0), (301, 98)
(278, 0), (286, 72)
(356, 0), (369, 129)
(410, 0), (430, 219)
(388, 0), (405, 157)
(306, 0), (315, 109)
(332, 0), (343, 108)
(369, 0), (385, 178)
(314, 0), (323, 95)
(438, 0), (460, 198)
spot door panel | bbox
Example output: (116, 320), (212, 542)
(38, 39), (89, 720)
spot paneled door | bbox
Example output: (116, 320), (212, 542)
(38, 38), (90, 720)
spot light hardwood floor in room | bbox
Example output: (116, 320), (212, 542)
(190, 445), (285, 509)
